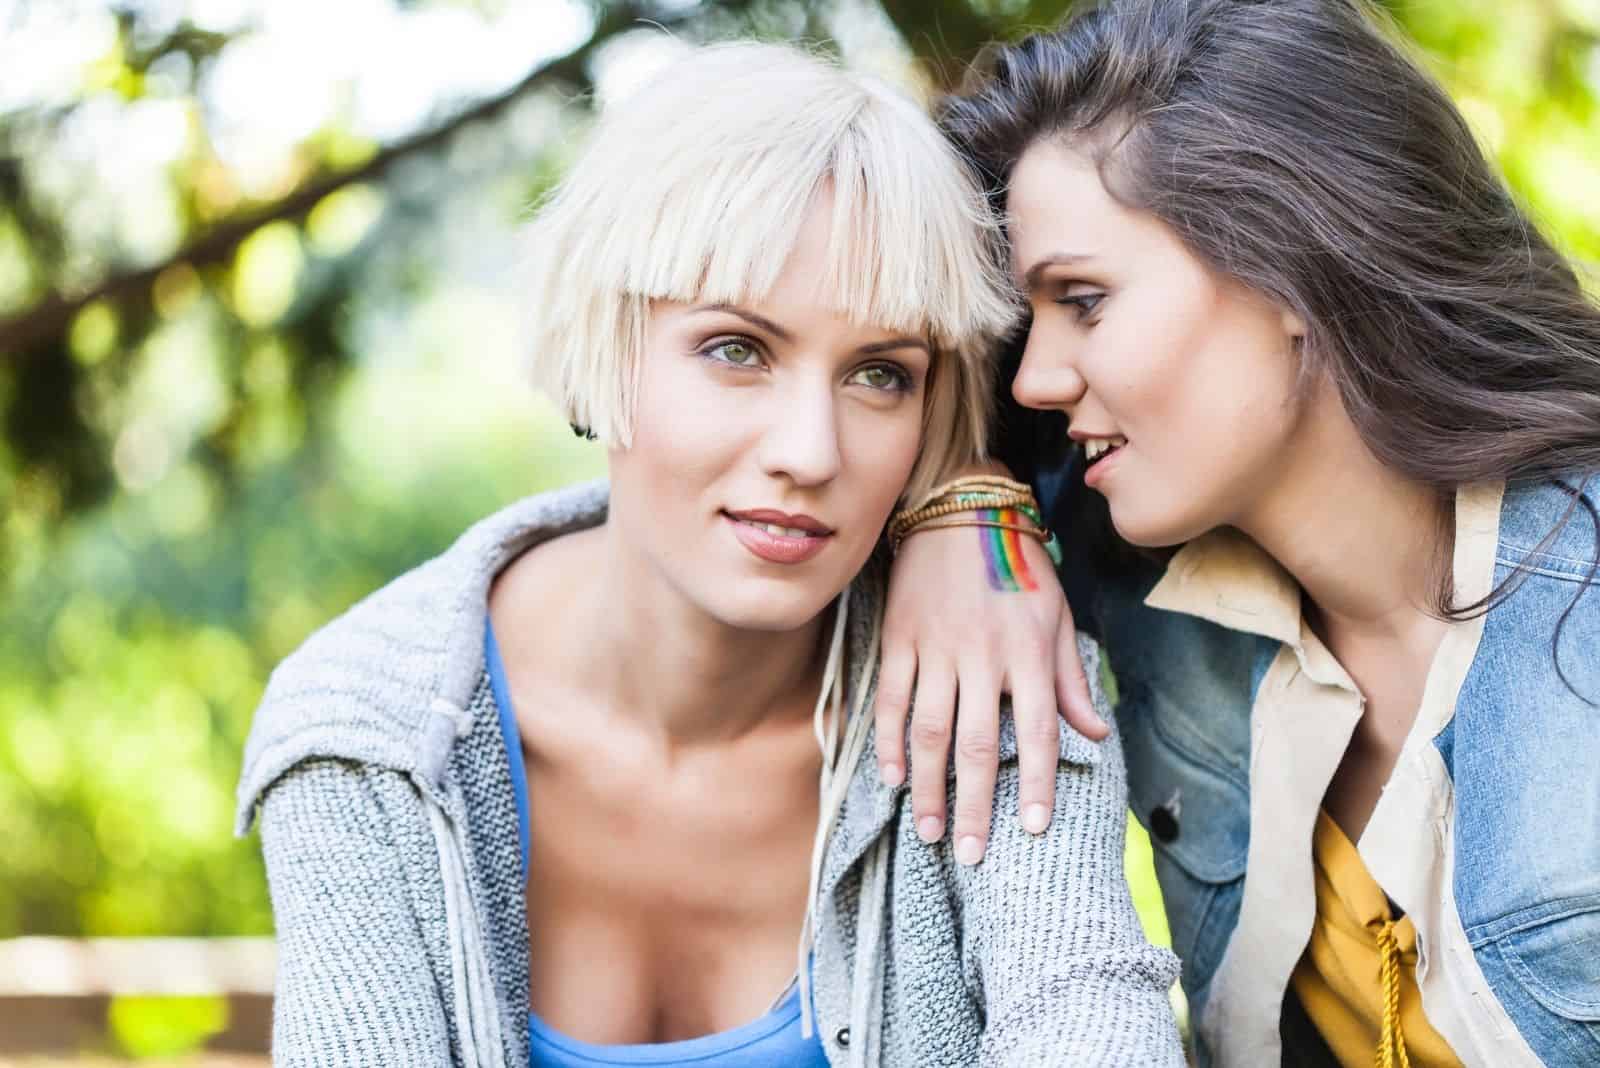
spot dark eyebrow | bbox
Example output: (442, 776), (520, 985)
(1021, 252), (1092, 291)
(696, 304), (928, 357)
(858, 337), (931, 357)
(697, 304), (793, 343)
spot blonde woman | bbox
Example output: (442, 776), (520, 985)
(236, 43), (1181, 1067)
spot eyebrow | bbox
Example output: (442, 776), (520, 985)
(697, 304), (793, 343)
(858, 337), (931, 357)
(696, 304), (930, 357)
(1021, 252), (1093, 290)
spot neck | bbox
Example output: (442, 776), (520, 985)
(1234, 385), (1451, 652)
(563, 522), (836, 750)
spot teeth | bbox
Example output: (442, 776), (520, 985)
(1083, 436), (1127, 462)
(756, 522), (814, 539)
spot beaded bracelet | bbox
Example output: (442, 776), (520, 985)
(909, 510), (1060, 567)
(911, 515), (1049, 542)
(920, 474), (1036, 500)
(887, 491), (1038, 544)
(888, 484), (1063, 567)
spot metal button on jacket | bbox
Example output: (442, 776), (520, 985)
(1150, 803), (1180, 843)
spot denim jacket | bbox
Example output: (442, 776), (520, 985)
(1045, 469), (1600, 1067)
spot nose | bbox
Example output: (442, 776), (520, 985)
(757, 378), (842, 487)
(1011, 318), (1087, 413)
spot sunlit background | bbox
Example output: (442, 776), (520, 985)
(1, 0), (1596, 1062)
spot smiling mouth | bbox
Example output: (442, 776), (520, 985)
(722, 510), (834, 565)
(722, 510), (834, 539)
(729, 517), (828, 539)
(1082, 436), (1127, 468)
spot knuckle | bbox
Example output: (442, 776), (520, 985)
(956, 732), (999, 762)
(1019, 713), (1060, 743)
(874, 685), (911, 711)
(953, 799), (992, 825)
(1013, 630), (1052, 661)
(1020, 765), (1055, 790)
(880, 625), (914, 650)
(910, 719), (952, 750)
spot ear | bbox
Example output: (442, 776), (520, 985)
(1280, 306), (1308, 346)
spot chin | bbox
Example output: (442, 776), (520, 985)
(706, 582), (841, 634)
(1107, 501), (1208, 551)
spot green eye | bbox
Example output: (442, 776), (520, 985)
(850, 364), (911, 392)
(709, 340), (760, 366)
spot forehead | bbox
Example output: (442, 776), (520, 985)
(700, 188), (937, 343)
(1005, 139), (1146, 276)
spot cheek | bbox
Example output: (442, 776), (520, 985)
(629, 357), (752, 474)
(611, 363), (756, 554)
(1177, 317), (1301, 459)
(1081, 315), (1191, 428)
(1095, 300), (1294, 454)
(1116, 315), (1302, 516)
(839, 404), (922, 514)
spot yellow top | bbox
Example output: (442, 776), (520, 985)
(1290, 809), (1464, 1068)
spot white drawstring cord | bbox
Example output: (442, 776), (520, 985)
(427, 797), (508, 1068)
(798, 588), (886, 1049)
(798, 592), (850, 1037)
(847, 834), (890, 1067)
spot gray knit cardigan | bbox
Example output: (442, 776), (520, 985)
(236, 481), (1183, 1066)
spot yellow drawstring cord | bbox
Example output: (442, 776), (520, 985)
(1373, 919), (1413, 1068)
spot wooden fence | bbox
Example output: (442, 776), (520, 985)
(0, 938), (273, 1057)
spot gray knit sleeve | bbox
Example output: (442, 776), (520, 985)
(259, 759), (453, 1066)
(958, 637), (1184, 1067)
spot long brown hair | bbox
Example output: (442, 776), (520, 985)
(941, 0), (1600, 686)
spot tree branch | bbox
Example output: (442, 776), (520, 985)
(0, 1), (682, 355)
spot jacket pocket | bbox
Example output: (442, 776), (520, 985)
(1475, 897), (1600, 1065)
(1120, 681), (1249, 999)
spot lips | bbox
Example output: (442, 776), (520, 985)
(739, 519), (823, 538)
(1070, 432), (1129, 491)
(1081, 435), (1127, 467)
(724, 509), (834, 565)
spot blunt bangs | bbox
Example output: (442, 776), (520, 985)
(521, 42), (1020, 502)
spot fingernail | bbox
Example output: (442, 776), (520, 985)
(881, 762), (904, 787)
(955, 836), (984, 866)
(1022, 803), (1050, 834)
(917, 816), (944, 842)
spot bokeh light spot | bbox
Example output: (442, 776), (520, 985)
(231, 221), (305, 327)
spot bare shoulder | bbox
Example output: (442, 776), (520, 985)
(488, 524), (603, 664)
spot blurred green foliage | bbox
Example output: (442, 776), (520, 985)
(106, 996), (229, 1059)
(0, 0), (1594, 970)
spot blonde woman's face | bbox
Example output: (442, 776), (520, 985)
(1006, 139), (1309, 547)
(607, 196), (931, 632)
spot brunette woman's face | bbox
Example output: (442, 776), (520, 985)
(607, 195), (931, 632)
(1006, 139), (1310, 547)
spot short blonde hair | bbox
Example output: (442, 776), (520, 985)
(521, 42), (1020, 503)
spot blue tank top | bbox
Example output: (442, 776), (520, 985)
(484, 620), (830, 1068)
